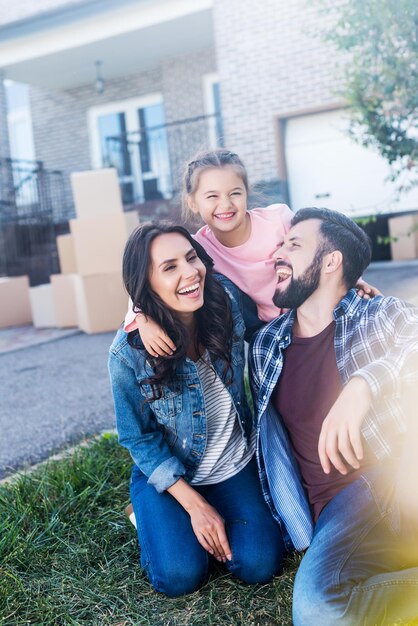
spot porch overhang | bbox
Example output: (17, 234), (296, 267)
(0, 0), (214, 90)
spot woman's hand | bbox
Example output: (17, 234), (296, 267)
(167, 479), (232, 562)
(135, 312), (176, 357)
(356, 278), (383, 300)
(187, 499), (232, 562)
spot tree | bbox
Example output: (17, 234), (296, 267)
(321, 0), (418, 191)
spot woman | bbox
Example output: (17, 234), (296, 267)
(108, 222), (285, 597)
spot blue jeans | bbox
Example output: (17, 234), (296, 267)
(293, 466), (418, 625)
(130, 458), (286, 597)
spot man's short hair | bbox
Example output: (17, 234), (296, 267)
(291, 207), (372, 288)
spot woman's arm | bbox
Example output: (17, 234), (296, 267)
(168, 478), (232, 562)
(108, 348), (185, 491)
(109, 346), (232, 560)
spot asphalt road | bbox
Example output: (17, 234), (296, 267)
(363, 261), (418, 305)
(0, 331), (116, 480)
(1, 261), (417, 481)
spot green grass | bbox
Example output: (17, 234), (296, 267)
(0, 434), (299, 625)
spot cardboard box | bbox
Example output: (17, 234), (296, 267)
(73, 273), (127, 334)
(50, 274), (78, 328)
(388, 214), (418, 260)
(56, 233), (77, 274)
(70, 211), (139, 276)
(0, 276), (32, 328)
(71, 168), (123, 218)
(29, 284), (57, 328)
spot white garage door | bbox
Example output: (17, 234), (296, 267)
(285, 109), (418, 216)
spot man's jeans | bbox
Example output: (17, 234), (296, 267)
(293, 466), (418, 625)
(130, 458), (286, 597)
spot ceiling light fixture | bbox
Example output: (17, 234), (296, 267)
(95, 60), (105, 95)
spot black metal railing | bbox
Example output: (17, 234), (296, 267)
(104, 113), (224, 216)
(0, 158), (71, 286)
(0, 158), (70, 222)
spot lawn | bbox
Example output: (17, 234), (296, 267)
(0, 434), (299, 626)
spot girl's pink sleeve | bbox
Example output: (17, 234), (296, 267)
(124, 298), (138, 332)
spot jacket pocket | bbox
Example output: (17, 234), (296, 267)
(151, 387), (183, 423)
(153, 390), (182, 447)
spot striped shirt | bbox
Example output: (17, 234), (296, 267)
(191, 353), (255, 485)
(249, 290), (418, 551)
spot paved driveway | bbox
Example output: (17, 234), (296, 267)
(364, 260), (418, 305)
(0, 331), (116, 479)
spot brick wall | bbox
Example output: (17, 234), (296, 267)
(20, 0), (345, 211)
(212, 0), (342, 183)
(162, 47), (217, 188)
(28, 48), (216, 213)
(29, 68), (164, 176)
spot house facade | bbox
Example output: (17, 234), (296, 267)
(1, 0), (417, 223)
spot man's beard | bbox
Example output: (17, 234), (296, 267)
(273, 250), (324, 309)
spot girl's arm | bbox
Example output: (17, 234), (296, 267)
(135, 312), (176, 357)
(125, 299), (176, 356)
(356, 278), (383, 299)
(168, 478), (232, 562)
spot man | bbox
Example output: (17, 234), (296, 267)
(249, 207), (418, 625)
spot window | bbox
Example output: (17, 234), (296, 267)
(88, 95), (171, 205)
(4, 80), (37, 207)
(203, 73), (223, 148)
(4, 80), (36, 161)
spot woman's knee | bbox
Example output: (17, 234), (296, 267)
(144, 556), (209, 597)
(227, 532), (286, 584)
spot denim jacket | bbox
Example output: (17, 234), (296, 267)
(108, 276), (253, 493)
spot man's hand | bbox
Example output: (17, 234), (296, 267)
(318, 377), (372, 475)
(135, 313), (176, 357)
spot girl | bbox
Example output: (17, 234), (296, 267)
(125, 149), (376, 356)
(108, 223), (286, 597)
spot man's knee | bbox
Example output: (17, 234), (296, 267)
(292, 559), (346, 626)
(293, 572), (334, 625)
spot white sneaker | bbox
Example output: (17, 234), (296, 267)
(125, 503), (137, 529)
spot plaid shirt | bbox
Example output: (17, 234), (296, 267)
(249, 289), (418, 551)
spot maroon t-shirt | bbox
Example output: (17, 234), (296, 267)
(273, 321), (372, 521)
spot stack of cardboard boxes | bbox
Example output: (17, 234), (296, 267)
(33, 168), (139, 333)
(388, 213), (418, 261)
(0, 276), (32, 329)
